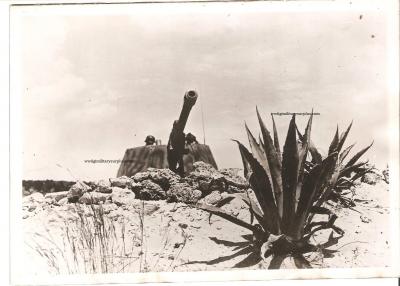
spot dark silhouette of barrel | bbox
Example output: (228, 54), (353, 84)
(167, 90), (199, 176)
(175, 90), (198, 133)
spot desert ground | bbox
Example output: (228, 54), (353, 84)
(21, 162), (391, 277)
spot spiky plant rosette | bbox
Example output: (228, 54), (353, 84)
(194, 109), (352, 269)
(296, 123), (374, 207)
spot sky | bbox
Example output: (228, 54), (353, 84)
(14, 2), (391, 181)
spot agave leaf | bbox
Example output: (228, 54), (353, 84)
(214, 196), (236, 208)
(249, 207), (254, 224)
(349, 167), (374, 182)
(337, 121), (353, 153)
(245, 123), (269, 172)
(307, 141), (322, 165)
(328, 126), (339, 155)
(259, 135), (265, 148)
(314, 163), (342, 209)
(339, 143), (355, 163)
(340, 161), (368, 178)
(237, 141), (252, 181)
(238, 193), (266, 229)
(271, 113), (282, 162)
(335, 177), (354, 187)
(234, 140), (281, 234)
(344, 141), (374, 168)
(309, 206), (332, 215)
(195, 203), (259, 233)
(256, 108), (283, 218)
(296, 124), (322, 164)
(242, 193), (255, 225)
(281, 114), (299, 233)
(295, 124), (303, 140)
(291, 163), (322, 238)
(241, 234), (254, 241)
(237, 193), (263, 218)
(293, 254), (312, 269)
(330, 166), (341, 185)
(296, 113), (313, 211)
(268, 254), (287, 269)
(292, 152), (338, 239)
(309, 142), (322, 164)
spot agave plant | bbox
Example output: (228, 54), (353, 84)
(296, 123), (374, 207)
(194, 109), (349, 269)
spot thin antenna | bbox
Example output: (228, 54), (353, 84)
(200, 94), (206, 145)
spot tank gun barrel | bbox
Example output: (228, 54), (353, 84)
(176, 90), (198, 133)
(167, 90), (198, 176)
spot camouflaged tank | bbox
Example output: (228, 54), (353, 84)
(117, 91), (217, 177)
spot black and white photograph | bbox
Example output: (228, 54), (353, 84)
(8, 0), (399, 284)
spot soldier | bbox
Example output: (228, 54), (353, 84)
(185, 132), (198, 145)
(144, 135), (155, 146)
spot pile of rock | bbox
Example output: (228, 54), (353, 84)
(22, 162), (249, 215)
(22, 180), (75, 196)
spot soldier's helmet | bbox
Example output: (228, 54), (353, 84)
(186, 133), (198, 145)
(144, 135), (156, 145)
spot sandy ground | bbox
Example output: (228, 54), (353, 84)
(21, 180), (391, 277)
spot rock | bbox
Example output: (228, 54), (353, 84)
(148, 168), (181, 189)
(189, 222), (201, 229)
(132, 168), (180, 190)
(22, 192), (45, 212)
(45, 191), (68, 202)
(199, 191), (222, 205)
(220, 197), (247, 217)
(178, 223), (188, 229)
(111, 187), (136, 206)
(83, 181), (98, 192)
(132, 172), (150, 182)
(95, 179), (112, 193)
(360, 215), (372, 223)
(78, 192), (111, 205)
(184, 162), (226, 195)
(67, 181), (90, 201)
(102, 202), (118, 214)
(22, 192), (45, 206)
(140, 202), (160, 215)
(137, 180), (165, 200)
(184, 162), (248, 195)
(23, 192), (45, 203)
(361, 172), (382, 185)
(45, 197), (55, 205)
(220, 168), (249, 193)
(167, 182), (202, 204)
(109, 176), (134, 189)
(22, 180), (75, 195)
(58, 197), (68, 206)
(131, 181), (143, 192)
